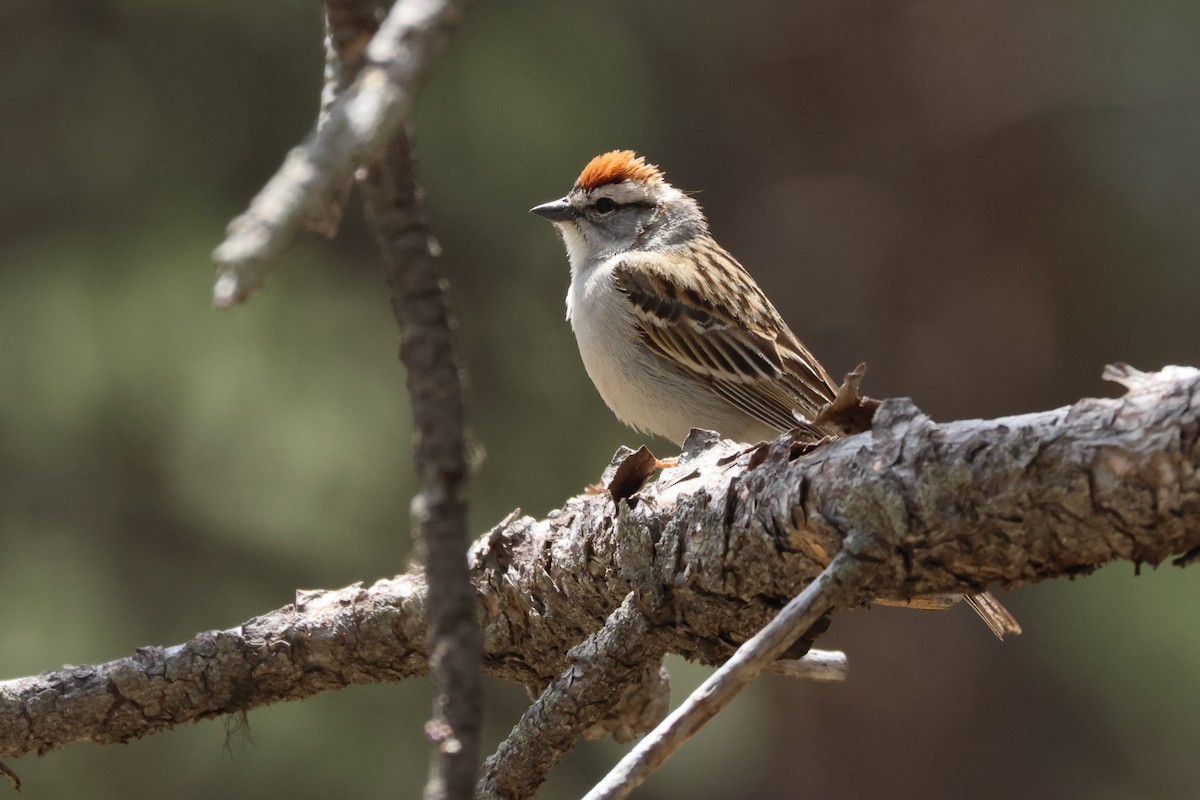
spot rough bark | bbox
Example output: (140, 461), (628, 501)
(360, 127), (482, 799)
(1, 365), (1197, 765)
(580, 549), (856, 800)
(477, 594), (670, 800)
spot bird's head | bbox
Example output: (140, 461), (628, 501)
(531, 150), (707, 265)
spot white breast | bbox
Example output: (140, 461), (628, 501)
(565, 254), (751, 444)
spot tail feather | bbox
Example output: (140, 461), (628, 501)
(964, 592), (1022, 639)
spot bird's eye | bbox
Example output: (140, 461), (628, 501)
(593, 197), (618, 215)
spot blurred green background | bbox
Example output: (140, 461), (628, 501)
(3, 1), (1199, 798)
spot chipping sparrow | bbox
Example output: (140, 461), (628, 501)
(532, 150), (1020, 639)
(532, 150), (836, 446)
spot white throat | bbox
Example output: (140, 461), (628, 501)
(560, 223), (605, 322)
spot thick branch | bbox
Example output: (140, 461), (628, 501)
(2, 366), (1198, 762)
(0, 580), (428, 758)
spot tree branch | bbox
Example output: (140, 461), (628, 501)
(358, 124), (481, 799)
(306, 1), (481, 795)
(765, 650), (849, 682)
(582, 550), (858, 800)
(211, 0), (464, 308)
(0, 579), (428, 758)
(211, 0), (482, 795)
(2, 366), (1197, 774)
(304, 0), (382, 238)
(477, 593), (669, 800)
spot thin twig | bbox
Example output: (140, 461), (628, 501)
(581, 551), (859, 800)
(0, 759), (19, 791)
(212, 0), (463, 308)
(358, 129), (481, 800)
(766, 649), (849, 682)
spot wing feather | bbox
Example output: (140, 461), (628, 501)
(613, 240), (838, 436)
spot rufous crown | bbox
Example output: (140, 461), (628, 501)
(575, 150), (665, 192)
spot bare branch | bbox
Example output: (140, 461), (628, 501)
(582, 550), (858, 800)
(0, 579), (428, 758)
(766, 650), (849, 682)
(283, 0), (483, 795)
(357, 116), (480, 800)
(478, 594), (669, 800)
(211, 0), (463, 307)
(2, 366), (1197, 769)
(304, 0), (383, 237)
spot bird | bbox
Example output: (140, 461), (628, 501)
(531, 149), (1021, 639)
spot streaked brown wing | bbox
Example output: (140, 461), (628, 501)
(613, 244), (838, 435)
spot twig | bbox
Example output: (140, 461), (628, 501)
(211, 0), (464, 308)
(766, 649), (849, 682)
(218, 0), (479, 794)
(305, 0), (383, 237)
(358, 127), (480, 799)
(478, 594), (668, 800)
(580, 551), (859, 800)
(0, 759), (18, 791)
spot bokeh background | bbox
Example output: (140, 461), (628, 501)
(3, 1), (1199, 798)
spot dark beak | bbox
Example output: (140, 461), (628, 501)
(530, 197), (579, 222)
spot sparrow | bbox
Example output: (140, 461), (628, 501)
(531, 150), (1021, 639)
